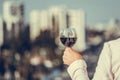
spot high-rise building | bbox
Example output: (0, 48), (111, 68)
(68, 9), (86, 51)
(30, 6), (67, 41)
(30, 6), (87, 51)
(48, 6), (68, 48)
(48, 6), (67, 37)
(0, 17), (3, 46)
(3, 1), (25, 43)
(3, 1), (24, 22)
(30, 10), (50, 41)
(39, 10), (50, 31)
(30, 10), (41, 41)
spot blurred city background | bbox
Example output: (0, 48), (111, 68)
(0, 0), (120, 80)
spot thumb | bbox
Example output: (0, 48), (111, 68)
(65, 47), (71, 51)
(67, 47), (76, 54)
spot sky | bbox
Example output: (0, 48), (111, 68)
(0, 0), (120, 26)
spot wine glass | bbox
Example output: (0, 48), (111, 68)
(60, 28), (77, 68)
(60, 28), (77, 47)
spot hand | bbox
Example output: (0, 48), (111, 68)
(63, 47), (83, 66)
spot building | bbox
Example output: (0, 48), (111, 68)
(39, 10), (50, 31)
(29, 6), (87, 51)
(3, 1), (24, 30)
(0, 17), (3, 46)
(68, 9), (86, 51)
(48, 6), (69, 49)
(30, 10), (51, 41)
(30, 6), (67, 41)
(30, 10), (41, 41)
(48, 6), (67, 36)
(3, 1), (25, 43)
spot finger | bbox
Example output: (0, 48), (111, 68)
(64, 50), (70, 55)
(63, 56), (70, 65)
(63, 54), (69, 61)
(62, 56), (68, 64)
(68, 48), (75, 53)
(65, 47), (71, 52)
(63, 54), (74, 62)
(62, 54), (68, 60)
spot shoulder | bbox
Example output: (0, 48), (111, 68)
(103, 38), (120, 57)
(105, 38), (120, 48)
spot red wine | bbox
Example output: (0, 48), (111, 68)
(60, 37), (77, 47)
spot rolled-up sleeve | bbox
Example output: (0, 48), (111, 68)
(67, 59), (89, 80)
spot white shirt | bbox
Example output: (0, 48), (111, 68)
(67, 38), (120, 80)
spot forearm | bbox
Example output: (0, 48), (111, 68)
(67, 60), (89, 80)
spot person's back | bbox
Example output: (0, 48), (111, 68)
(104, 38), (120, 80)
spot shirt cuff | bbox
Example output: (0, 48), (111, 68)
(67, 59), (87, 78)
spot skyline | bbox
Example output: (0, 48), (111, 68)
(0, 0), (120, 26)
